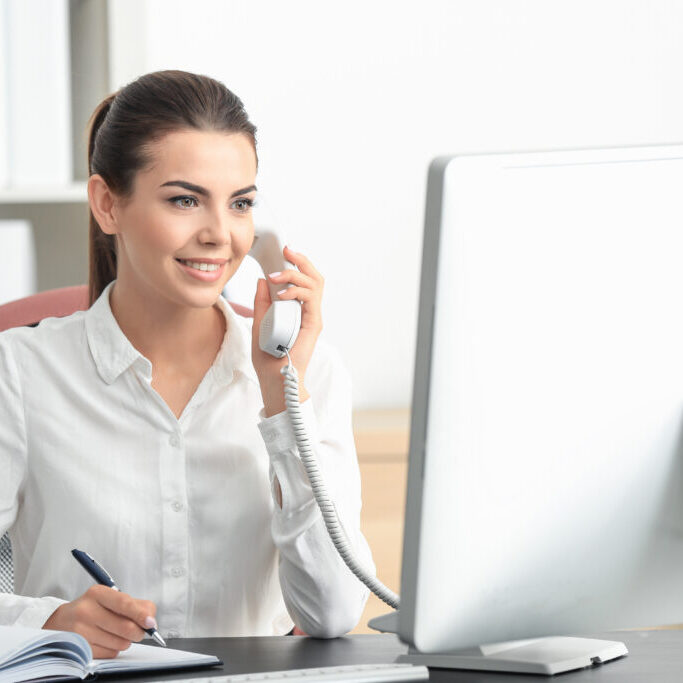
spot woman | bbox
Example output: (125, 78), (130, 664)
(0, 70), (373, 657)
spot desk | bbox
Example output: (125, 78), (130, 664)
(108, 631), (682, 682)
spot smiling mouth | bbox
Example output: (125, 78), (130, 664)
(175, 258), (224, 272)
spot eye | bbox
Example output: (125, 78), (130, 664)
(232, 197), (255, 213)
(169, 195), (198, 209)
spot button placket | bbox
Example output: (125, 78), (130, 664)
(159, 427), (190, 636)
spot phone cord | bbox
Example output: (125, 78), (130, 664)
(280, 352), (400, 610)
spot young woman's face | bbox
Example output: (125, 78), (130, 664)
(112, 129), (258, 309)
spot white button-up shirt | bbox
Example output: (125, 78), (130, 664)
(0, 281), (373, 638)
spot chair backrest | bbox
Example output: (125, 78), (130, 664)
(0, 285), (254, 332)
(0, 285), (89, 332)
(0, 534), (12, 594)
(0, 285), (253, 593)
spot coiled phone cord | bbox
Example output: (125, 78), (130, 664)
(280, 351), (401, 610)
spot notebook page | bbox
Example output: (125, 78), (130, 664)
(0, 625), (89, 667)
(0, 654), (85, 683)
(90, 642), (220, 674)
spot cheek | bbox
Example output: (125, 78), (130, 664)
(132, 212), (190, 256)
(236, 221), (255, 257)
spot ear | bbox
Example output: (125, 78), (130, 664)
(88, 174), (120, 236)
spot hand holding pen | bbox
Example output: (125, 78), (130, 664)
(42, 549), (166, 659)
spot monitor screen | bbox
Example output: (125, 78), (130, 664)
(399, 145), (683, 654)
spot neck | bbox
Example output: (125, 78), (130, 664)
(108, 277), (225, 368)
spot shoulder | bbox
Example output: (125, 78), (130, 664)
(226, 307), (348, 377)
(309, 336), (348, 381)
(220, 302), (352, 397)
(0, 309), (89, 373)
(306, 337), (353, 422)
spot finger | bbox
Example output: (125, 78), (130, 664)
(91, 625), (132, 652)
(283, 247), (324, 283)
(274, 286), (320, 303)
(254, 277), (272, 310)
(267, 269), (316, 290)
(92, 646), (121, 660)
(94, 602), (146, 643)
(90, 586), (156, 631)
(252, 278), (271, 349)
(79, 622), (130, 655)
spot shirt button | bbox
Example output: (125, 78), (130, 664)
(167, 630), (180, 639)
(171, 501), (184, 512)
(169, 433), (181, 448)
(171, 566), (185, 577)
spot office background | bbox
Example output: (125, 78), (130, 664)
(0, 0), (681, 632)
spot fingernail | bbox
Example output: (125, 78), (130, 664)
(144, 616), (158, 630)
(268, 271), (281, 279)
(277, 289), (288, 296)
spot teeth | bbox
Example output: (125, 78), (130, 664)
(180, 260), (221, 272)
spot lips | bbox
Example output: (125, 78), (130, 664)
(175, 258), (227, 282)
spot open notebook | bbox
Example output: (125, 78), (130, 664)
(0, 625), (222, 681)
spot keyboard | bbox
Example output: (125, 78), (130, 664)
(175, 662), (429, 683)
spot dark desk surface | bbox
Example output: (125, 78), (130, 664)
(104, 630), (683, 683)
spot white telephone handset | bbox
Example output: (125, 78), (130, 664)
(246, 227), (400, 611)
(248, 230), (301, 358)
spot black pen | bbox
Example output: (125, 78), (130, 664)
(71, 548), (167, 647)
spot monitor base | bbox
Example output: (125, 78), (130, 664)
(397, 637), (628, 675)
(367, 612), (628, 674)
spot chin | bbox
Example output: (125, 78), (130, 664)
(170, 283), (225, 309)
(189, 289), (225, 309)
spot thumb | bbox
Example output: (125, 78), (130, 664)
(252, 278), (271, 334)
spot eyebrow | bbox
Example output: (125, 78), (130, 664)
(159, 180), (257, 198)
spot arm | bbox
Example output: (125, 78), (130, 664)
(251, 246), (374, 636)
(258, 343), (374, 638)
(0, 336), (68, 627)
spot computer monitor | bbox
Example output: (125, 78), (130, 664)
(369, 145), (683, 674)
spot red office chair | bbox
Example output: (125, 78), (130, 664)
(0, 285), (90, 332)
(0, 284), (255, 332)
(0, 285), (307, 634)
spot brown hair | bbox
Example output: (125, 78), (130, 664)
(86, 70), (258, 305)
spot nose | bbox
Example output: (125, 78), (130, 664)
(198, 210), (231, 246)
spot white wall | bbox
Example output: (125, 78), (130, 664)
(118, 0), (683, 409)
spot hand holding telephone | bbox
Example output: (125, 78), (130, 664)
(245, 227), (400, 611)
(248, 230), (302, 358)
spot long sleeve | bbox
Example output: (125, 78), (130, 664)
(0, 336), (67, 627)
(257, 342), (374, 638)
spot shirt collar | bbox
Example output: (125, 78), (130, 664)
(85, 280), (259, 387)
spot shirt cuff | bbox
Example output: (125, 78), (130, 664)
(257, 398), (322, 515)
(12, 596), (68, 629)
(257, 397), (318, 456)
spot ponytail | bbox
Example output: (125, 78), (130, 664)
(87, 93), (119, 306)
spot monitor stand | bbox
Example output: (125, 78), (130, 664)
(368, 612), (628, 676)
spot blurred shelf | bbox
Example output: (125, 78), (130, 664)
(0, 182), (88, 205)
